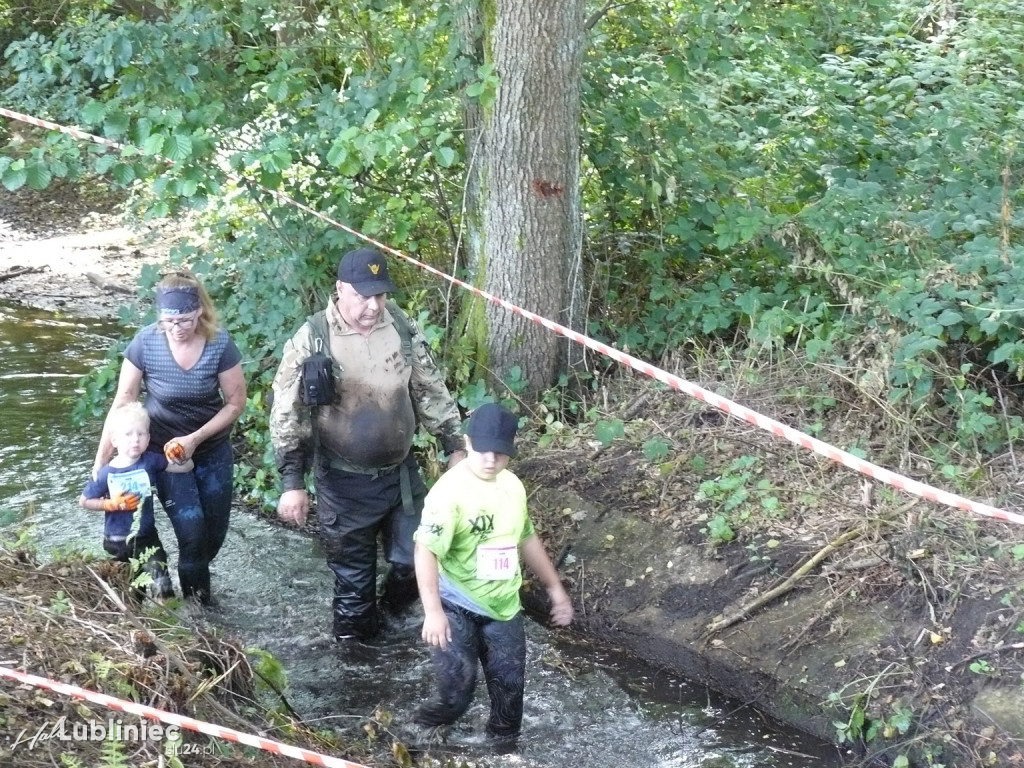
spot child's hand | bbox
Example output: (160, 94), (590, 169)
(421, 609), (453, 650)
(164, 441), (187, 464)
(101, 493), (140, 512)
(548, 591), (574, 627)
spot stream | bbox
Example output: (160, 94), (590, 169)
(0, 300), (849, 767)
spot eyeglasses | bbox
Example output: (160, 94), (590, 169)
(158, 314), (198, 330)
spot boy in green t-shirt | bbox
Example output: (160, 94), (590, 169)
(412, 403), (573, 747)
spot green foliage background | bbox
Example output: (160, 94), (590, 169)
(1, 0), (1023, 504)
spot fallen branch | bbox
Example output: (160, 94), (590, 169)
(86, 566), (256, 732)
(86, 271), (134, 295)
(0, 265), (45, 283)
(704, 526), (865, 636)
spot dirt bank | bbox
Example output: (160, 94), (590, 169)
(517, 378), (1024, 768)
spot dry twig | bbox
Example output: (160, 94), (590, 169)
(703, 527), (865, 636)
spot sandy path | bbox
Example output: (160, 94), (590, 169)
(0, 185), (182, 318)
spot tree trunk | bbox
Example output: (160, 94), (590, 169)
(469, 0), (585, 399)
(457, 0), (486, 279)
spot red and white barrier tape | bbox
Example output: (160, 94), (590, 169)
(2, 107), (1020, 526)
(0, 665), (368, 768)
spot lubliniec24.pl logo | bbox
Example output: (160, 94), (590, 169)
(9, 716), (214, 757)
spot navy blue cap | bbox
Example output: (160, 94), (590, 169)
(466, 403), (518, 457)
(337, 248), (397, 296)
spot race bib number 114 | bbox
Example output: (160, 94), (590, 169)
(476, 545), (516, 581)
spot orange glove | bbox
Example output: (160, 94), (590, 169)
(102, 493), (140, 512)
(165, 441), (186, 464)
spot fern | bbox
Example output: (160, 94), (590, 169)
(99, 735), (130, 768)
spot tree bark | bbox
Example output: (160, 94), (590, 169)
(470, 0), (585, 398)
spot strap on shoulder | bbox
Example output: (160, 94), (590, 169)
(386, 300), (414, 366)
(306, 310), (328, 354)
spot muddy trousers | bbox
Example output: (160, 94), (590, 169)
(415, 602), (526, 739)
(156, 440), (233, 603)
(315, 452), (426, 641)
(103, 530), (173, 598)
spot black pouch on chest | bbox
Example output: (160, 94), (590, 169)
(300, 328), (336, 407)
(300, 353), (334, 406)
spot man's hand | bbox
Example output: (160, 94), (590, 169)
(277, 489), (310, 527)
(102, 493), (140, 512)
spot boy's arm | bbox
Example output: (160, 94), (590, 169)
(78, 494), (139, 512)
(521, 533), (574, 627)
(414, 541), (452, 649)
(79, 495), (104, 512)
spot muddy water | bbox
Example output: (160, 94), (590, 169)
(0, 302), (849, 768)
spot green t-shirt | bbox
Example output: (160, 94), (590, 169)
(414, 461), (535, 620)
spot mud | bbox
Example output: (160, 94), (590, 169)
(516, 397), (1024, 768)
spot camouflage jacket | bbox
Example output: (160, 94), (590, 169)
(270, 298), (462, 491)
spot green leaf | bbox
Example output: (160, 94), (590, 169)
(26, 162), (51, 190)
(2, 165), (27, 191)
(163, 133), (193, 162)
(664, 55), (687, 82)
(436, 146), (456, 168)
(81, 100), (106, 125)
(595, 419), (625, 445)
(103, 111), (130, 138)
(93, 153), (118, 174)
(142, 134), (165, 156)
(642, 437), (671, 461)
(266, 78), (289, 102)
(991, 341), (1021, 365)
(707, 515), (734, 542)
(888, 706), (913, 734)
(326, 142), (347, 168)
(112, 163), (136, 185)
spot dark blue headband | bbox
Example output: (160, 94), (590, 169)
(155, 286), (200, 315)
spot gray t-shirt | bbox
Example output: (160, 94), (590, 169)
(124, 324), (242, 456)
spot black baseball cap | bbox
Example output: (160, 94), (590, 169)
(465, 403), (518, 457)
(337, 247), (398, 297)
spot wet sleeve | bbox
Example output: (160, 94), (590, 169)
(82, 477), (105, 500)
(82, 466), (111, 500)
(406, 320), (463, 455)
(270, 325), (315, 491)
(145, 452), (169, 476)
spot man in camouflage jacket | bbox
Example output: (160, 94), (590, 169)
(271, 247), (465, 643)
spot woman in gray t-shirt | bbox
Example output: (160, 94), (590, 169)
(92, 270), (246, 604)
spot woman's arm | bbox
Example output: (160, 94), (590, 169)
(93, 360), (144, 472)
